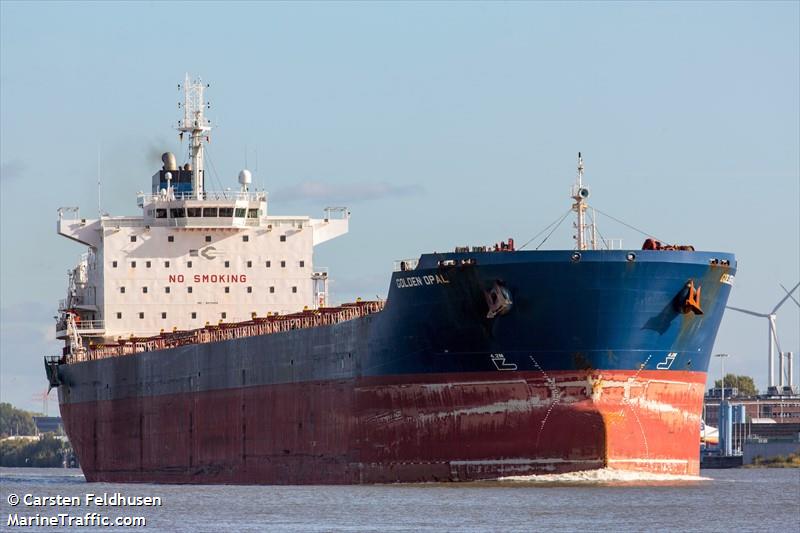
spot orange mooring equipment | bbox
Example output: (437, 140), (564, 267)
(683, 280), (703, 315)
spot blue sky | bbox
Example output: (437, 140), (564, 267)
(1, 1), (798, 411)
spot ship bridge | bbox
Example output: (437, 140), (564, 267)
(138, 190), (268, 229)
(55, 75), (350, 347)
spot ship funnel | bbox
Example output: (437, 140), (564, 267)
(162, 152), (177, 171)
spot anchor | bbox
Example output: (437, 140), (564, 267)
(682, 280), (703, 315)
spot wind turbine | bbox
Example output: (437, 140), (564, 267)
(779, 283), (800, 391)
(781, 283), (800, 308)
(727, 282), (799, 390)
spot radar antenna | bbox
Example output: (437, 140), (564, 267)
(177, 74), (212, 199)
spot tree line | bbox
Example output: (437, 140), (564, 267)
(0, 402), (77, 467)
(713, 374), (758, 396)
(0, 402), (38, 437)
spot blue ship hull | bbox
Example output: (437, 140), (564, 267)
(372, 249), (733, 375)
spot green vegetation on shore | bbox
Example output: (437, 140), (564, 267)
(713, 374), (758, 397)
(0, 402), (76, 467)
(0, 402), (37, 437)
(0, 434), (73, 467)
(747, 453), (800, 468)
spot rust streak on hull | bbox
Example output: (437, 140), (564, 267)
(60, 370), (706, 484)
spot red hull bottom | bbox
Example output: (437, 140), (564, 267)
(60, 370), (705, 484)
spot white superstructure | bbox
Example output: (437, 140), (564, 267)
(56, 77), (349, 345)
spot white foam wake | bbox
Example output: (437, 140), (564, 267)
(497, 468), (711, 484)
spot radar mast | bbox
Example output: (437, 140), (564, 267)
(571, 152), (597, 250)
(177, 74), (211, 199)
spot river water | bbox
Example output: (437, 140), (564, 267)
(1, 467), (798, 532)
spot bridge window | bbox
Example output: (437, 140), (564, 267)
(203, 208), (218, 217)
(164, 261), (170, 268)
(187, 287), (193, 294)
(191, 312), (196, 319)
(299, 261), (305, 268)
(116, 312), (122, 319)
(225, 287), (230, 294)
(146, 261), (151, 268)
(120, 287), (125, 293)
(269, 286), (275, 293)
(130, 236), (137, 243)
(165, 287), (170, 294)
(246, 261), (252, 268)
(247, 209), (258, 219)
(161, 312), (167, 319)
(142, 286), (148, 294)
(292, 286), (297, 293)
(221, 312), (227, 319)
(187, 261), (192, 268)
(131, 261), (136, 268)
(205, 236), (212, 242)
(219, 207), (234, 217)
(170, 208), (186, 218)
(155, 208), (167, 219)
(280, 261), (286, 268)
(139, 312), (144, 319)
(112, 261), (117, 268)
(242, 235), (249, 242)
(280, 235), (286, 242)
(247, 286), (252, 293)
(265, 261), (271, 268)
(234, 208), (246, 218)
(224, 261), (230, 268)
(168, 235), (174, 243)
(187, 208), (201, 217)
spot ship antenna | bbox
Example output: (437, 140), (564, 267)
(177, 73), (212, 199)
(96, 145), (101, 218)
(570, 152), (591, 250)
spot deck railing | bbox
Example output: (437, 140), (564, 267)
(56, 319), (105, 335)
(66, 301), (384, 364)
(394, 259), (419, 272)
(138, 191), (267, 204)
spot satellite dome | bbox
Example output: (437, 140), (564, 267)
(238, 169), (252, 185)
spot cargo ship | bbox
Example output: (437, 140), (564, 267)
(45, 76), (736, 483)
